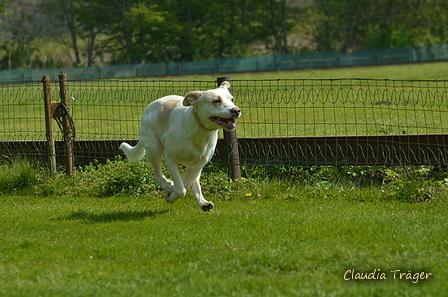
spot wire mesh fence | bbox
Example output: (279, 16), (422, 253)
(231, 79), (448, 166)
(235, 79), (448, 137)
(68, 80), (218, 140)
(1, 78), (448, 168)
(0, 81), (46, 141)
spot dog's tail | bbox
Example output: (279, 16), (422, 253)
(119, 141), (145, 163)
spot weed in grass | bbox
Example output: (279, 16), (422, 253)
(380, 166), (447, 203)
(0, 157), (42, 195)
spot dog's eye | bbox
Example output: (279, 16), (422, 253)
(213, 98), (222, 104)
(231, 98), (235, 103)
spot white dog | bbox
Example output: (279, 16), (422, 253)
(120, 81), (241, 211)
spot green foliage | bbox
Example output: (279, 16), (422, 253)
(0, 0), (38, 70)
(105, 0), (294, 64)
(304, 0), (448, 53)
(0, 157), (42, 194)
(381, 166), (447, 203)
(238, 165), (447, 203)
(112, 3), (175, 63)
(2, 0), (448, 69)
(71, 159), (160, 198)
(1, 157), (447, 205)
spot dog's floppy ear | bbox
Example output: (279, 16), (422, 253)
(219, 81), (231, 89)
(183, 91), (203, 106)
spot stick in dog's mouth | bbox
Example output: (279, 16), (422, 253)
(209, 116), (237, 130)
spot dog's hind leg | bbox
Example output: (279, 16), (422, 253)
(183, 167), (214, 211)
(146, 149), (174, 194)
(164, 159), (187, 203)
(141, 135), (174, 194)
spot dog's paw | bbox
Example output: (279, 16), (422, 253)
(165, 192), (175, 203)
(201, 202), (214, 212)
(163, 181), (174, 193)
(166, 188), (186, 203)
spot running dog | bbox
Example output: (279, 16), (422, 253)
(120, 81), (241, 211)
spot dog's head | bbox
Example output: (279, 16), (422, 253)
(183, 81), (241, 131)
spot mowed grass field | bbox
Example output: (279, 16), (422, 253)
(1, 62), (448, 296)
(1, 192), (446, 296)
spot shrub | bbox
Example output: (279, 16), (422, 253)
(74, 159), (160, 198)
(0, 157), (42, 194)
(380, 166), (444, 203)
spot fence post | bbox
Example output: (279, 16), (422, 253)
(217, 76), (241, 179)
(58, 74), (73, 177)
(42, 76), (57, 174)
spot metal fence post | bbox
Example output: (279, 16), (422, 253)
(217, 77), (241, 179)
(58, 74), (73, 177)
(42, 76), (56, 174)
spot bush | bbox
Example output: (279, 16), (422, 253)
(0, 158), (42, 194)
(73, 159), (160, 198)
(380, 166), (445, 203)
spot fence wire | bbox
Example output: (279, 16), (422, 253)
(67, 80), (217, 140)
(1, 78), (448, 167)
(234, 79), (448, 137)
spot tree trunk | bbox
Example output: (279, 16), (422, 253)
(270, 0), (282, 54)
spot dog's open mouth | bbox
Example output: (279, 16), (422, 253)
(209, 117), (236, 130)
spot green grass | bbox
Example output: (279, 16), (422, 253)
(0, 159), (447, 296)
(149, 61), (448, 80)
(1, 192), (446, 296)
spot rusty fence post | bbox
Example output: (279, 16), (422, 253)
(59, 74), (73, 177)
(217, 76), (241, 179)
(42, 76), (57, 174)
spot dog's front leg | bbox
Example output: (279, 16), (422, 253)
(191, 179), (214, 211)
(183, 167), (214, 211)
(164, 160), (187, 203)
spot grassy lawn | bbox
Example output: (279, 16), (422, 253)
(1, 192), (446, 296)
(0, 160), (447, 296)
(149, 60), (448, 80)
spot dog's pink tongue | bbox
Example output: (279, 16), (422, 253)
(225, 119), (236, 129)
(210, 117), (236, 129)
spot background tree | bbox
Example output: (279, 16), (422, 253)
(116, 3), (175, 63)
(102, 0), (295, 64)
(304, 0), (448, 53)
(40, 0), (107, 67)
(0, 0), (40, 69)
(1, 0), (447, 70)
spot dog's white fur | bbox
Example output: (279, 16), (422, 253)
(120, 81), (240, 211)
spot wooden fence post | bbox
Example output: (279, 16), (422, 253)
(42, 76), (56, 174)
(217, 76), (241, 179)
(59, 74), (73, 177)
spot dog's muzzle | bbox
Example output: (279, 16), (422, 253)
(209, 107), (241, 131)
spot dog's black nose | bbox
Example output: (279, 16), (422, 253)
(231, 107), (241, 118)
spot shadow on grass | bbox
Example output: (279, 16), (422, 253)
(54, 209), (169, 223)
